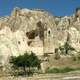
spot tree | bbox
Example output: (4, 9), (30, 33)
(63, 42), (75, 54)
(10, 53), (28, 75)
(30, 52), (41, 68)
(59, 33), (75, 55)
(9, 52), (41, 76)
(54, 48), (60, 60)
(58, 42), (75, 55)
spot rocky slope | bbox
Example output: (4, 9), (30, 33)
(0, 7), (80, 66)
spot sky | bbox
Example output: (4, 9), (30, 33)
(0, 0), (80, 16)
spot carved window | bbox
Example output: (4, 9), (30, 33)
(27, 41), (32, 46)
(47, 28), (51, 36)
(18, 41), (20, 44)
(48, 30), (50, 35)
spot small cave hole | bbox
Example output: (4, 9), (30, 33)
(18, 41), (20, 44)
(48, 30), (50, 35)
(27, 41), (32, 46)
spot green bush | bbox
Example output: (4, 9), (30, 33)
(46, 67), (79, 73)
(9, 52), (41, 76)
(61, 67), (74, 73)
(46, 68), (59, 73)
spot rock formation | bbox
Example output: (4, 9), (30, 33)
(0, 7), (80, 67)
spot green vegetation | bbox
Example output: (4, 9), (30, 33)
(46, 67), (80, 73)
(54, 48), (60, 60)
(62, 33), (75, 54)
(9, 51), (41, 76)
(58, 34), (75, 55)
(63, 42), (75, 54)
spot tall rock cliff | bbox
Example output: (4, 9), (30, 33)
(0, 7), (80, 66)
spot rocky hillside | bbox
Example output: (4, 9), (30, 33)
(0, 7), (80, 66)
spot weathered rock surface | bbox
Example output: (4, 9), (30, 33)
(0, 7), (80, 66)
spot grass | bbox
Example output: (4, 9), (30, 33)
(46, 67), (80, 73)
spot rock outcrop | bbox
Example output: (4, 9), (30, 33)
(0, 7), (80, 66)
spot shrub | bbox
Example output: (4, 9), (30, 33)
(46, 67), (79, 73)
(54, 48), (60, 60)
(9, 52), (41, 76)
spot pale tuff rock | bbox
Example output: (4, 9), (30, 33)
(68, 27), (80, 52)
(0, 27), (28, 66)
(0, 7), (80, 67)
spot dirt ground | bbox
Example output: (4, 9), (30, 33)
(0, 71), (80, 80)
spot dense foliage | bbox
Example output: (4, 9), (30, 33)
(9, 52), (41, 76)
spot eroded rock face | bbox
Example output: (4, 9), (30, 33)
(0, 7), (80, 66)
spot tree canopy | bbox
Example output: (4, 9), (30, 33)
(9, 51), (41, 76)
